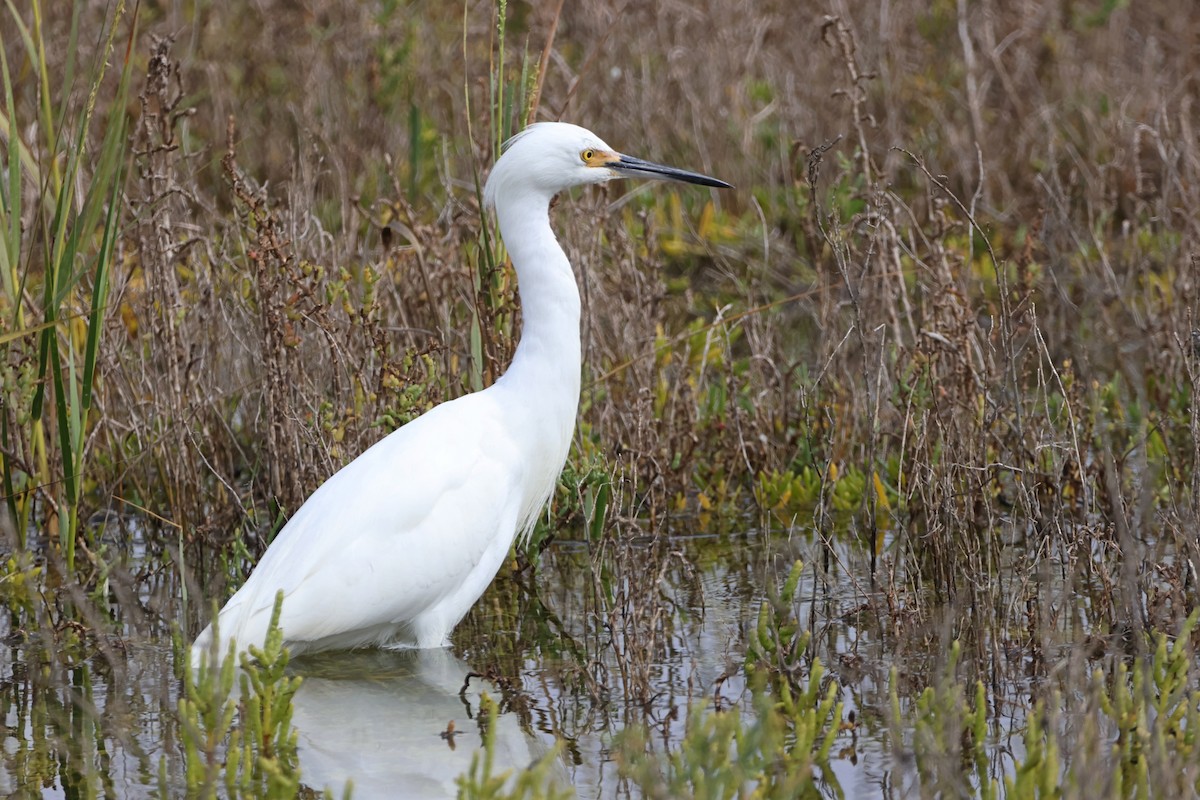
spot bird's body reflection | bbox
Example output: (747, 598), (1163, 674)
(290, 649), (559, 799)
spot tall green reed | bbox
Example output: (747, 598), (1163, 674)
(0, 1), (134, 567)
(461, 0), (547, 393)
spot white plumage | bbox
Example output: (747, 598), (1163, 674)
(192, 122), (729, 668)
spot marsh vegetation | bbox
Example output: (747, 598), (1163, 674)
(2, 1), (1199, 797)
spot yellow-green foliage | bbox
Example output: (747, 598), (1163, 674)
(455, 693), (571, 800)
(894, 641), (996, 798)
(616, 686), (841, 800)
(745, 559), (808, 684)
(529, 559), (848, 798)
(754, 462), (899, 526)
(617, 559), (845, 799)
(174, 592), (327, 799)
(892, 613), (1200, 799)
(754, 467), (823, 523)
(0, 553), (42, 614)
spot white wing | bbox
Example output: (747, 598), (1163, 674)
(194, 389), (525, 661)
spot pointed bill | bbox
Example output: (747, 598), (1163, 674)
(610, 154), (732, 189)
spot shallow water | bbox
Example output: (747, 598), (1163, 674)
(290, 649), (565, 798)
(1, 522), (1045, 798)
(288, 529), (892, 798)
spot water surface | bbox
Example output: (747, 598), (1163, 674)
(0, 524), (1035, 797)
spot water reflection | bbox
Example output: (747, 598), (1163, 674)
(290, 649), (562, 799)
(0, 526), (998, 798)
(288, 532), (878, 798)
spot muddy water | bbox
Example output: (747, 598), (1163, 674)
(1, 526), (962, 798)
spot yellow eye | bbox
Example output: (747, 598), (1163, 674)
(581, 149), (595, 163)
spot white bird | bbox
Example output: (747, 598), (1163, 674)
(192, 122), (730, 668)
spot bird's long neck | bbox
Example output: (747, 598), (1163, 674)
(492, 193), (582, 424)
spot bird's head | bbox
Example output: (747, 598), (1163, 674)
(483, 122), (730, 209)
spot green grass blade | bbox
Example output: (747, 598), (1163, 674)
(0, 413), (20, 546)
(0, 29), (34, 305)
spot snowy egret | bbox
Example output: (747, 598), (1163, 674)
(192, 122), (730, 667)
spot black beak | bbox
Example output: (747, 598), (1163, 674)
(612, 154), (732, 189)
